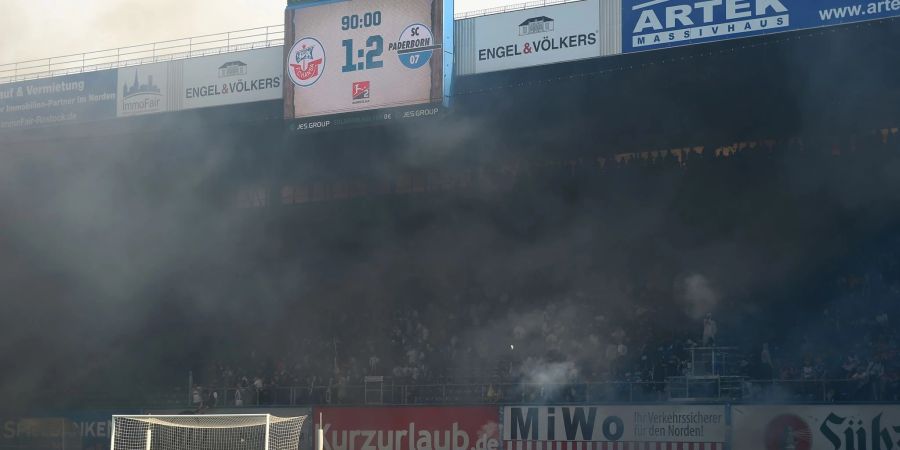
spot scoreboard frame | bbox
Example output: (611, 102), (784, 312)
(284, 0), (453, 133)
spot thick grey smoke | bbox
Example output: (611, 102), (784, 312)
(0, 0), (282, 63)
(0, 1), (32, 62)
(678, 274), (719, 321)
(0, 18), (898, 414)
(518, 359), (579, 387)
(0, 123), (278, 412)
(0, 0), (507, 63)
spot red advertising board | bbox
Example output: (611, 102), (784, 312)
(314, 407), (500, 450)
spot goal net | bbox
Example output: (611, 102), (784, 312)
(111, 414), (306, 450)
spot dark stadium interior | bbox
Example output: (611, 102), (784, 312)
(2, 19), (900, 415)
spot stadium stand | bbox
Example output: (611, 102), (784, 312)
(190, 133), (900, 407)
(3, 8), (900, 415)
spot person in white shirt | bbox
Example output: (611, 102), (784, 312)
(192, 386), (202, 406)
(702, 313), (718, 346)
(234, 386), (244, 407)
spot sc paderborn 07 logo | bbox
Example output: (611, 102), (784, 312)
(392, 24), (436, 69)
(288, 37), (325, 87)
(764, 414), (812, 450)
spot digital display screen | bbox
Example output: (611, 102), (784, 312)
(284, 0), (446, 122)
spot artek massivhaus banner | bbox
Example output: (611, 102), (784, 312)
(502, 406), (727, 450)
(623, 0), (900, 53)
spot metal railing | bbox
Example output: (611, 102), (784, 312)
(194, 381), (669, 408)
(454, 0), (586, 19)
(0, 25), (284, 85)
(0, 0), (584, 84)
(188, 378), (899, 408)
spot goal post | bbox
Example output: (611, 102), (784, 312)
(110, 414), (306, 450)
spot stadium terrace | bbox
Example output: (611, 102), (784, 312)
(2, 1), (900, 450)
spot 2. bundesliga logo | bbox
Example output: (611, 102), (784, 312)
(352, 81), (370, 104)
(288, 37), (325, 87)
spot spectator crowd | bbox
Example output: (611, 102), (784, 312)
(189, 130), (900, 407)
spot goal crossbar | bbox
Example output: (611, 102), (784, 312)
(112, 414), (297, 429)
(111, 414), (307, 450)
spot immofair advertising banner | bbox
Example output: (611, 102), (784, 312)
(117, 61), (176, 117)
(314, 407), (500, 450)
(731, 405), (900, 450)
(116, 47), (284, 118)
(623, 0), (900, 53)
(284, 0), (447, 120)
(0, 71), (117, 131)
(473, 0), (602, 74)
(502, 406), (727, 450)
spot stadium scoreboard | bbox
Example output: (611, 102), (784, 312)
(284, 0), (452, 132)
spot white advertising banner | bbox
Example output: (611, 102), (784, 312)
(732, 405), (900, 450)
(473, 0), (601, 74)
(117, 62), (173, 117)
(116, 47), (283, 118)
(502, 405), (726, 450)
(181, 46), (283, 110)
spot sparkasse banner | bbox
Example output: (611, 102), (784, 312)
(473, 0), (603, 74)
(1, 410), (140, 450)
(502, 406), (726, 450)
(731, 405), (900, 450)
(181, 46), (283, 110)
(624, 0), (900, 53)
(314, 407), (500, 450)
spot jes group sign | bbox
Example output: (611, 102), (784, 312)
(315, 407), (500, 450)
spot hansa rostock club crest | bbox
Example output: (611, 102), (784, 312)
(288, 37), (325, 87)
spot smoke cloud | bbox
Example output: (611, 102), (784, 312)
(0, 16), (898, 413)
(678, 274), (719, 321)
(0, 0), (280, 63)
(0, 0), (512, 63)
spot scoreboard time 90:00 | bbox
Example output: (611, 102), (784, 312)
(285, 0), (444, 122)
(341, 11), (384, 73)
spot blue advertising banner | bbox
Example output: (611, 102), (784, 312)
(0, 70), (117, 131)
(1, 410), (136, 450)
(623, 0), (900, 53)
(68, 411), (118, 450)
